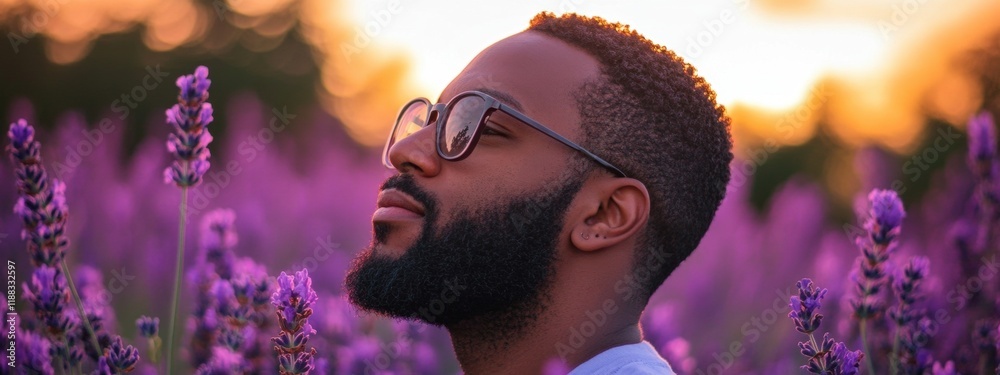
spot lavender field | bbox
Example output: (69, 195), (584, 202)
(3, 1), (1000, 374)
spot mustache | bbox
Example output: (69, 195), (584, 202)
(379, 174), (438, 218)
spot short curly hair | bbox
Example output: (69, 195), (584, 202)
(528, 12), (733, 302)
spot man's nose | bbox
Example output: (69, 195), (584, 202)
(387, 113), (442, 177)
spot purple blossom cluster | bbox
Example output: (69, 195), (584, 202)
(7, 120), (140, 374)
(777, 112), (1000, 373)
(163, 66), (214, 188)
(787, 278), (863, 375)
(187, 209), (275, 374)
(5, 64), (998, 374)
(967, 111), (999, 254)
(851, 189), (905, 321)
(271, 269), (319, 375)
(890, 256), (932, 374)
(7, 119), (68, 267)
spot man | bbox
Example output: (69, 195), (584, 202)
(345, 12), (733, 374)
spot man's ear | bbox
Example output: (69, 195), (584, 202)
(570, 177), (650, 252)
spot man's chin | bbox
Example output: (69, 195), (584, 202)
(370, 241), (406, 258)
(345, 249), (427, 320)
(370, 222), (422, 258)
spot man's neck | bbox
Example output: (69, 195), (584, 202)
(446, 297), (643, 374)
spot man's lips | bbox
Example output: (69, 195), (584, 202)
(373, 188), (426, 222)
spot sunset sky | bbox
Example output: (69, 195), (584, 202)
(343, 0), (999, 151)
(1, 0), (998, 150)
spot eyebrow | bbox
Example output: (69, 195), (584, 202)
(475, 87), (525, 112)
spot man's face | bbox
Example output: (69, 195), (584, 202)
(345, 32), (601, 326)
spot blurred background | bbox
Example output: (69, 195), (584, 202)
(2, 0), (999, 373)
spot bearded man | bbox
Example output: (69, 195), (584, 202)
(346, 12), (733, 374)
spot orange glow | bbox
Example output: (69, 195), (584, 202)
(2, 0), (999, 150)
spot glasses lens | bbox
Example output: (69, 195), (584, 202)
(395, 101), (430, 142)
(440, 95), (486, 158)
(385, 100), (429, 166)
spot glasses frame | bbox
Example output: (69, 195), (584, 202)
(383, 90), (627, 178)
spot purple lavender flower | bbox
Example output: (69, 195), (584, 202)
(828, 342), (864, 375)
(278, 351), (316, 375)
(94, 355), (113, 375)
(789, 278), (827, 334)
(272, 269), (318, 375)
(931, 360), (956, 375)
(894, 317), (935, 374)
(864, 189), (906, 246)
(787, 279), (863, 375)
(968, 111), (997, 175)
(186, 209), (275, 373)
(798, 332), (835, 373)
(973, 319), (998, 368)
(200, 209), (237, 280)
(136, 316), (160, 338)
(17, 330), (55, 374)
(7, 119), (70, 267)
(136, 315), (162, 364)
(164, 66), (214, 187)
(75, 266), (115, 331)
(23, 265), (75, 337)
(852, 189), (906, 324)
(889, 256), (931, 374)
(889, 256), (929, 326)
(966, 111), (1000, 256)
(194, 347), (248, 374)
(105, 336), (139, 373)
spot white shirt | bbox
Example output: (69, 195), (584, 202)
(569, 341), (675, 374)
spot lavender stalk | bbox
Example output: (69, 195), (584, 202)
(7, 119), (102, 358)
(163, 65), (214, 373)
(851, 189), (906, 374)
(967, 111), (998, 255)
(889, 256), (929, 374)
(271, 269), (318, 375)
(788, 278), (864, 375)
(136, 316), (161, 364)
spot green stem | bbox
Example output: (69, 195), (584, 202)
(860, 320), (876, 375)
(60, 258), (103, 357)
(166, 187), (189, 375)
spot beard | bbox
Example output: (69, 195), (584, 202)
(345, 173), (584, 328)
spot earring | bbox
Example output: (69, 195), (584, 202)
(581, 232), (590, 240)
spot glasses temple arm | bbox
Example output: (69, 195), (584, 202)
(497, 104), (628, 178)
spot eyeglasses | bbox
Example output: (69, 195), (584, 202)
(382, 90), (627, 177)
